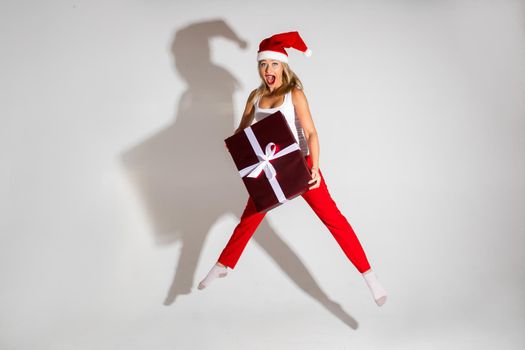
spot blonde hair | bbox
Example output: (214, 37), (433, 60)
(251, 62), (304, 106)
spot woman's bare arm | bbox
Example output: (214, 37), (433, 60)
(234, 89), (257, 134)
(292, 87), (320, 170)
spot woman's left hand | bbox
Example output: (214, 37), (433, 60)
(308, 167), (321, 190)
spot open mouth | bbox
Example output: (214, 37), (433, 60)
(265, 74), (276, 85)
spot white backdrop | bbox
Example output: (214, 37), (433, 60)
(2, 0), (524, 349)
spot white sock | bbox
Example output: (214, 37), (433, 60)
(362, 269), (387, 306)
(198, 263), (228, 290)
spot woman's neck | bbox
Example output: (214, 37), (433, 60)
(267, 83), (283, 94)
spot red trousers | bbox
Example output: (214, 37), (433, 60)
(218, 154), (372, 273)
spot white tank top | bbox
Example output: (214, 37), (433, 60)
(253, 90), (310, 156)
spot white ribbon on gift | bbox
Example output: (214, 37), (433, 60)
(238, 126), (300, 204)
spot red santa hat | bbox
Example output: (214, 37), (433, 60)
(257, 31), (312, 63)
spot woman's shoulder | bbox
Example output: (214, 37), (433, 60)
(290, 86), (306, 105)
(247, 88), (258, 100)
(249, 88), (258, 97)
(246, 88), (259, 107)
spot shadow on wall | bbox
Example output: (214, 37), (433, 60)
(119, 19), (360, 329)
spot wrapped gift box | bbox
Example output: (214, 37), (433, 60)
(224, 110), (311, 213)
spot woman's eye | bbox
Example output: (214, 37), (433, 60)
(272, 62), (278, 66)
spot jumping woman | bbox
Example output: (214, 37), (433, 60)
(197, 31), (387, 306)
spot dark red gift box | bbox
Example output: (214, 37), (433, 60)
(224, 110), (312, 213)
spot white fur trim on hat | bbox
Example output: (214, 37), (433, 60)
(257, 50), (289, 63)
(304, 48), (312, 57)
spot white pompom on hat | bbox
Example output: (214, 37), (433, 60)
(257, 31), (312, 63)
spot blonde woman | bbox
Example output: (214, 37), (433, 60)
(198, 31), (387, 306)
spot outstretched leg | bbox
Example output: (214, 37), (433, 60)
(301, 155), (387, 306)
(217, 196), (267, 269)
(301, 156), (371, 273)
(198, 196), (266, 289)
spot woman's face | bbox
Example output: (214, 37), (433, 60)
(258, 59), (284, 90)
